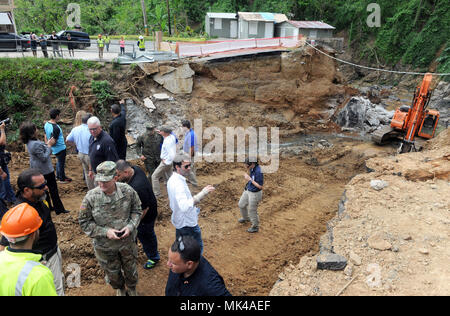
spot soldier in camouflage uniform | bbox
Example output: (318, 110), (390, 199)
(79, 161), (142, 296)
(135, 124), (163, 182)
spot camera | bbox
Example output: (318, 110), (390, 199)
(0, 118), (10, 125)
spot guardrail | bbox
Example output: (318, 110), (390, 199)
(176, 35), (304, 57)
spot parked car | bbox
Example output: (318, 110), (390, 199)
(56, 30), (91, 49)
(0, 33), (31, 51)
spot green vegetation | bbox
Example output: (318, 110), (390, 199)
(91, 80), (115, 108)
(0, 58), (99, 142)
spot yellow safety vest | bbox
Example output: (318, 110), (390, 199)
(97, 38), (105, 48)
(0, 248), (57, 296)
(138, 39), (145, 49)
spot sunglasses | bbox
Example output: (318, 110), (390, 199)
(31, 180), (47, 190)
(182, 164), (191, 170)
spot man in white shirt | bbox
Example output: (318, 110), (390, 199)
(167, 153), (215, 254)
(151, 126), (177, 196)
(66, 113), (94, 190)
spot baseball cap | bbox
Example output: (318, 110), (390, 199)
(95, 161), (117, 182)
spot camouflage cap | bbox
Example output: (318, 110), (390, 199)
(95, 161), (117, 182)
(146, 123), (157, 130)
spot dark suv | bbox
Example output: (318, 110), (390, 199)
(56, 30), (91, 49)
(0, 33), (31, 51)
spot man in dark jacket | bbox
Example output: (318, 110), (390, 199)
(87, 116), (119, 181)
(109, 100), (127, 160)
(165, 236), (231, 296)
(115, 160), (160, 269)
(0, 169), (64, 295)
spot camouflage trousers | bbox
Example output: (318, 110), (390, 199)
(93, 241), (139, 290)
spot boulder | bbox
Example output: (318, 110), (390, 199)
(335, 97), (394, 133)
(153, 63), (194, 94)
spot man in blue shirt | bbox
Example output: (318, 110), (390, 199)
(165, 236), (231, 296)
(44, 109), (71, 184)
(66, 113), (95, 190)
(181, 120), (198, 187)
(238, 158), (263, 233)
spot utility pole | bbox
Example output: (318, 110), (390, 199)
(165, 0), (172, 36)
(140, 0), (149, 36)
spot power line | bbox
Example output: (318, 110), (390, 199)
(305, 41), (450, 76)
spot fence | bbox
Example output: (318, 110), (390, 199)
(0, 38), (138, 59)
(176, 35), (304, 58)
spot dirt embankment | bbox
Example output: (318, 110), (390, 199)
(187, 46), (348, 136)
(270, 129), (450, 296)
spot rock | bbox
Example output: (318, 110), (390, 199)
(344, 264), (354, 277)
(419, 248), (429, 255)
(349, 251), (362, 266)
(370, 179), (388, 191)
(138, 62), (159, 75)
(153, 63), (194, 94)
(143, 97), (156, 112)
(368, 232), (392, 251)
(335, 96), (394, 134)
(316, 253), (347, 271)
(153, 93), (170, 101)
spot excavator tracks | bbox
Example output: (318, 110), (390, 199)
(371, 126), (397, 145)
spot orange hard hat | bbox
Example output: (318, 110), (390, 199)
(0, 203), (42, 238)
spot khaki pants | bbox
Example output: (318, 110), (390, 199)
(238, 190), (262, 228)
(78, 152), (95, 190)
(43, 247), (65, 296)
(98, 47), (104, 59)
(151, 161), (173, 196)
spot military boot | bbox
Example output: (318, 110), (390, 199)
(127, 288), (138, 296)
(116, 287), (127, 296)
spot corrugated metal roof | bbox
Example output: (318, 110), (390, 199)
(288, 21), (335, 29)
(206, 12), (238, 19)
(239, 12), (287, 22)
(274, 14), (289, 23)
(0, 12), (12, 25)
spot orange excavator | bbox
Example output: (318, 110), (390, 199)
(372, 73), (440, 153)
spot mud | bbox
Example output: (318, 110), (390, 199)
(6, 135), (381, 296)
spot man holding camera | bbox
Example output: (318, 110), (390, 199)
(79, 161), (142, 296)
(0, 120), (15, 205)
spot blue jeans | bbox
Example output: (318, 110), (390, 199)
(55, 149), (67, 181)
(137, 220), (160, 262)
(175, 225), (203, 254)
(0, 165), (16, 203)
